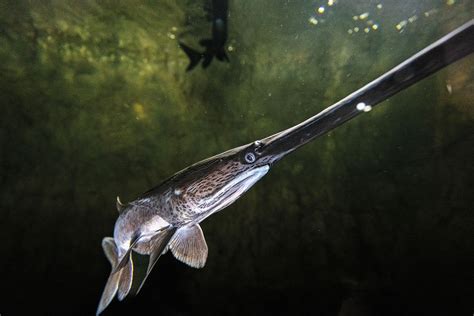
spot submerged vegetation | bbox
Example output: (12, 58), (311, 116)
(0, 1), (472, 315)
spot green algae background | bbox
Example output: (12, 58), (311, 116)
(0, 1), (473, 315)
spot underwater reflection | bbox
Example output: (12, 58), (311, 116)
(179, 0), (230, 71)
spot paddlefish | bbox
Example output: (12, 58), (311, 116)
(97, 20), (473, 314)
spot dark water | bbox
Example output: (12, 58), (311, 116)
(1, 1), (473, 315)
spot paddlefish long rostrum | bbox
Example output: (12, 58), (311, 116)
(96, 20), (474, 315)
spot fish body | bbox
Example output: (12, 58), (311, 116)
(97, 143), (272, 314)
(114, 147), (271, 255)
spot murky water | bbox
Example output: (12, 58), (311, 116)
(0, 1), (472, 315)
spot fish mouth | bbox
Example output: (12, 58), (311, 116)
(200, 165), (270, 214)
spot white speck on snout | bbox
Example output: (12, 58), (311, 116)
(356, 102), (372, 112)
(446, 83), (452, 94)
(356, 102), (366, 111)
(174, 188), (182, 196)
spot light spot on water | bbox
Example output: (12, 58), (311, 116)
(446, 0), (456, 5)
(317, 6), (325, 14)
(167, 32), (176, 39)
(364, 27), (370, 33)
(347, 29), (353, 34)
(308, 16), (318, 25)
(356, 102), (366, 111)
(359, 12), (369, 20)
(446, 83), (453, 94)
(396, 20), (407, 32)
(328, 0), (335, 6)
(408, 15), (418, 23)
(377, 4), (383, 9)
(372, 24), (379, 30)
(356, 102), (372, 112)
(228, 45), (234, 51)
(133, 102), (146, 120)
(353, 15), (359, 21)
(424, 9), (438, 17)
(354, 27), (360, 32)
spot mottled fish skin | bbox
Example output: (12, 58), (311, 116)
(113, 142), (273, 254)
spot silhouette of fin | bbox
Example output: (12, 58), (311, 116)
(135, 227), (177, 294)
(202, 54), (213, 68)
(179, 42), (202, 71)
(199, 38), (228, 66)
(216, 47), (229, 62)
(199, 39), (215, 67)
(169, 224), (208, 268)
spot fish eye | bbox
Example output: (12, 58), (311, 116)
(244, 152), (256, 164)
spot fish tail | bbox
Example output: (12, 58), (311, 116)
(96, 237), (134, 315)
(117, 254), (133, 301)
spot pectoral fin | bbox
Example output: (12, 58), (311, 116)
(169, 224), (208, 268)
(117, 253), (133, 301)
(136, 227), (177, 294)
(147, 228), (177, 274)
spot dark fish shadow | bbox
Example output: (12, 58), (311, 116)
(179, 0), (230, 72)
